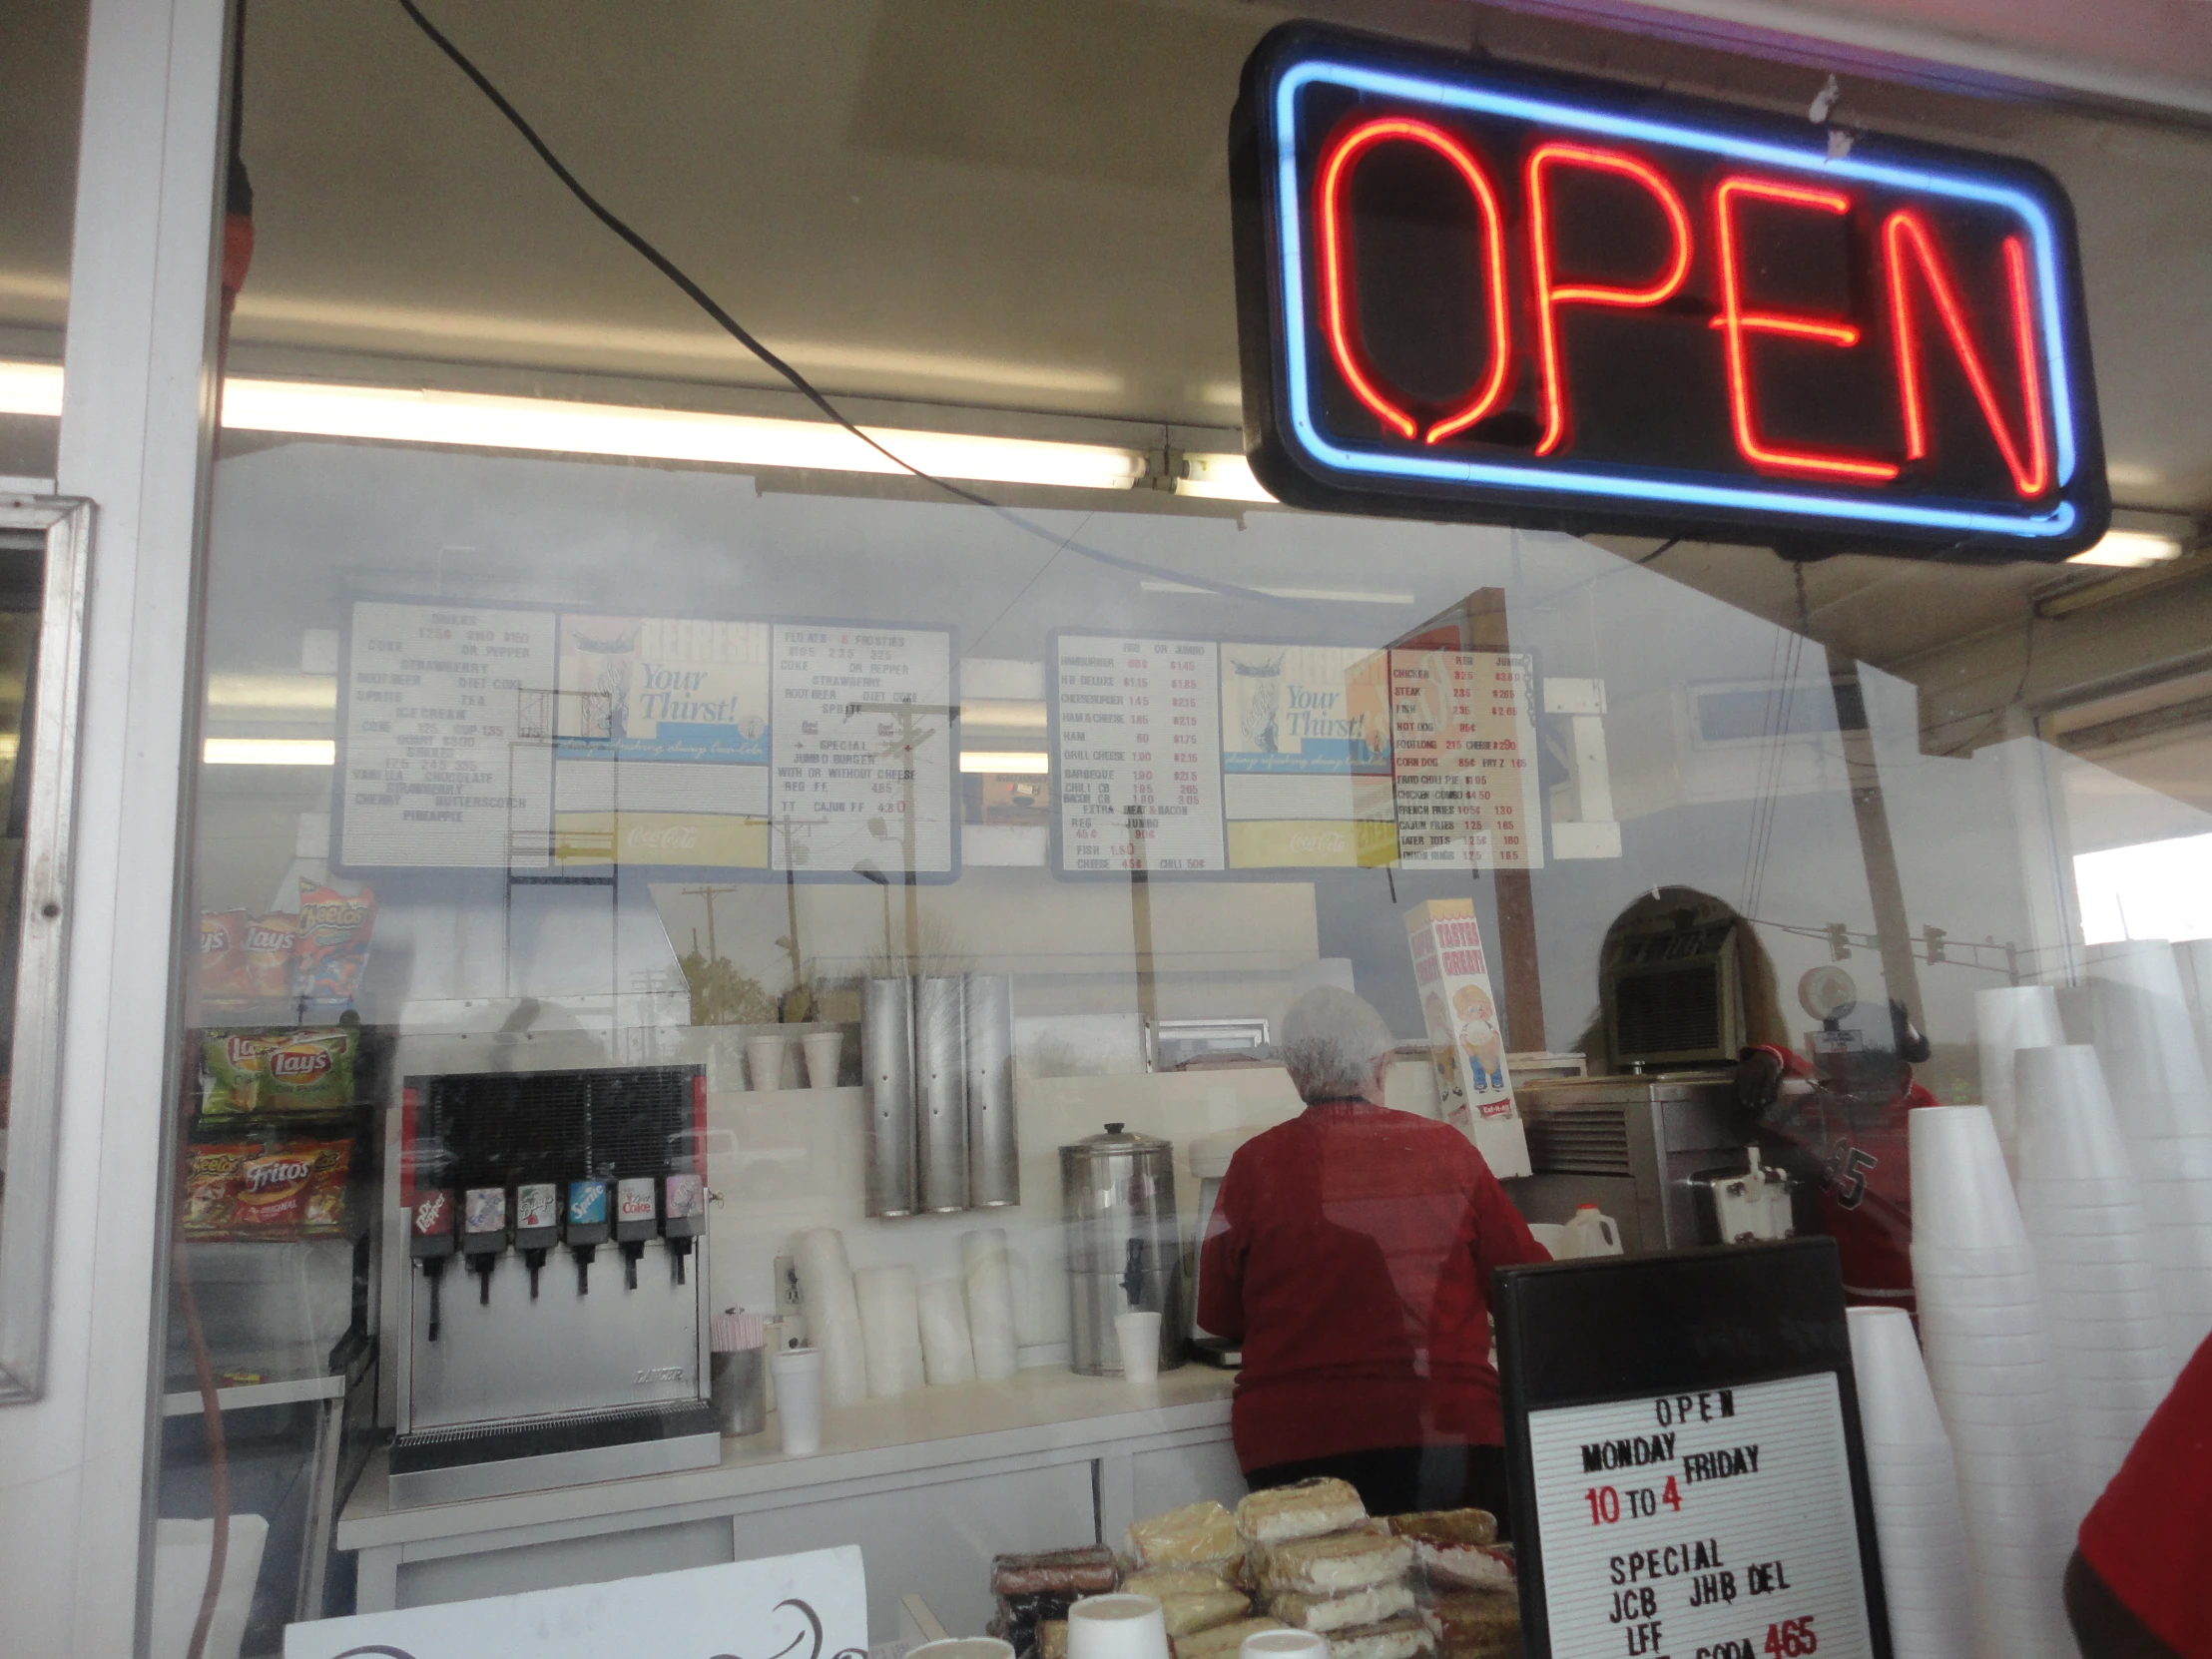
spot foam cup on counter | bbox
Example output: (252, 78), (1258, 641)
(1115, 1310), (1162, 1383)
(1067, 1595), (1170, 1659)
(770, 1346), (824, 1456)
(803, 1029), (844, 1089)
(748, 1033), (791, 1092)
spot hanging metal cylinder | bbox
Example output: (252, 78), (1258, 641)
(964, 972), (1018, 1207)
(914, 974), (970, 1213)
(862, 976), (917, 1218)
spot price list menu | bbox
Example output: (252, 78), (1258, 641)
(1054, 635), (1226, 872)
(769, 624), (954, 875)
(1525, 1374), (1875, 1659)
(1389, 648), (1541, 869)
(339, 600), (558, 868)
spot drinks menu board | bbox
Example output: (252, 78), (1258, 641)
(1388, 648), (1542, 869)
(337, 601), (955, 877)
(1496, 1242), (1889, 1659)
(339, 601), (558, 869)
(770, 624), (956, 875)
(1053, 635), (1227, 872)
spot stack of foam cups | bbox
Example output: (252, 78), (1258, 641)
(1846, 1307), (1975, 1659)
(2084, 939), (2212, 1360)
(1973, 984), (2065, 1176)
(2012, 1044), (2178, 1516)
(1908, 1106), (2074, 1659)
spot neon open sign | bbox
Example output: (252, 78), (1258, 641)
(1231, 26), (2108, 560)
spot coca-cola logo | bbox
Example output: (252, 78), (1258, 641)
(619, 1190), (655, 1218)
(244, 1157), (310, 1193)
(627, 824), (700, 851)
(1289, 830), (1349, 854)
(270, 1045), (331, 1080)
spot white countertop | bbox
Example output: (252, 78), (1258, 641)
(338, 1363), (1237, 1552)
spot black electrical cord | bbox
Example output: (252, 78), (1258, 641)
(1636, 536), (1682, 565)
(387, 0), (1301, 609)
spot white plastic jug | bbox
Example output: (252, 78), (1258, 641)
(1561, 1203), (1624, 1258)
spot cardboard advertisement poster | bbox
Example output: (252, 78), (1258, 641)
(549, 614), (775, 867)
(1405, 898), (1531, 1177)
(1219, 643), (1396, 869)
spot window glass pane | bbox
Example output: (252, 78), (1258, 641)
(146, 3), (2212, 1650)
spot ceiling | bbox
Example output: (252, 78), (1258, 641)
(4, 0), (2212, 710)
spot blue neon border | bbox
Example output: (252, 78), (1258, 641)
(1270, 54), (2087, 540)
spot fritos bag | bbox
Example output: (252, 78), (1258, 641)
(239, 912), (298, 999)
(260, 1029), (356, 1115)
(296, 881), (375, 1002)
(198, 910), (249, 998)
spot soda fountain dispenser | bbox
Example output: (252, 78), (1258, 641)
(382, 1041), (718, 1506)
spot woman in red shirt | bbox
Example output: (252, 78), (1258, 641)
(1198, 987), (1550, 1525)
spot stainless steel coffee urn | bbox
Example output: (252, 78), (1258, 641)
(1060, 1123), (1186, 1376)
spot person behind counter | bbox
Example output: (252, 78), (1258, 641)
(1197, 986), (1549, 1527)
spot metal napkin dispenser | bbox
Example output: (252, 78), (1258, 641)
(1060, 1123), (1186, 1376)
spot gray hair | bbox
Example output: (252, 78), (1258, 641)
(1278, 987), (1393, 1104)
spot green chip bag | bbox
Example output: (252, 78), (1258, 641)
(203, 1031), (275, 1116)
(260, 1028), (356, 1114)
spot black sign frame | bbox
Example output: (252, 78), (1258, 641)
(1493, 1238), (1894, 1659)
(1231, 24), (2108, 563)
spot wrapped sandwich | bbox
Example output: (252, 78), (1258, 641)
(1174, 1618), (1286, 1659)
(1250, 1531), (1413, 1596)
(1386, 1512), (1513, 1592)
(1129, 1501), (1243, 1575)
(1236, 1477), (1369, 1544)
(1269, 1583), (1418, 1633)
(1325, 1615), (1436, 1659)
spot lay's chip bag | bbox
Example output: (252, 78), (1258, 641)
(260, 1028), (356, 1115)
(203, 1031), (275, 1116)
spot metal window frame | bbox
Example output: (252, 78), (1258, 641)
(0, 495), (95, 1403)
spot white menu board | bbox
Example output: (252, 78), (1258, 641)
(769, 622), (955, 875)
(339, 600), (557, 868)
(1055, 635), (1227, 872)
(1389, 648), (1542, 869)
(1525, 1374), (1876, 1659)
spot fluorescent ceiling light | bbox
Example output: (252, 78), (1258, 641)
(208, 673), (338, 711)
(1177, 452), (1276, 503)
(0, 361), (1148, 493)
(0, 361), (62, 417)
(958, 699), (1048, 731)
(2068, 529), (2185, 568)
(1138, 578), (1416, 605)
(959, 750), (1050, 775)
(221, 378), (1148, 491)
(231, 293), (1125, 395)
(205, 737), (335, 766)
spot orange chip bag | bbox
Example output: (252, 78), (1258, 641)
(240, 912), (298, 999)
(182, 1143), (253, 1239)
(198, 910), (248, 998)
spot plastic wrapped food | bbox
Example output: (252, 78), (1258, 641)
(1249, 1531), (1412, 1596)
(1160, 1590), (1251, 1637)
(181, 1143), (254, 1238)
(991, 1546), (1118, 1596)
(203, 1031), (276, 1116)
(260, 1028), (356, 1115)
(1124, 1570), (1236, 1601)
(1419, 1591), (1520, 1650)
(1171, 1618), (1283, 1659)
(239, 912), (298, 999)
(1322, 1616), (1434, 1659)
(295, 881), (376, 1001)
(198, 910), (249, 998)
(227, 1137), (352, 1239)
(1268, 1584), (1416, 1633)
(1127, 1500), (1242, 1571)
(1237, 1477), (1369, 1544)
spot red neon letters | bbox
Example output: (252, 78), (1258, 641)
(1313, 129), (2054, 497)
(1526, 143), (1694, 456)
(1317, 117), (1513, 443)
(1710, 177), (1899, 483)
(1885, 212), (2049, 497)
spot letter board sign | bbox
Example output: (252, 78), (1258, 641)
(1492, 1239), (1892, 1659)
(1231, 25), (2107, 561)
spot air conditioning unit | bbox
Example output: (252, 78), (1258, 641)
(1603, 908), (1748, 1069)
